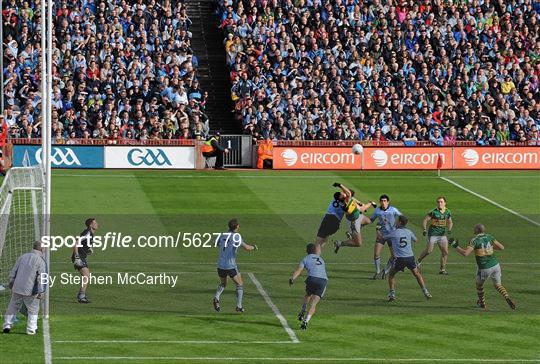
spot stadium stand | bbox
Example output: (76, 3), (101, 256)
(217, 0), (539, 145)
(2, 0), (210, 141)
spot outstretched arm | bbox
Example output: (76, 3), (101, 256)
(289, 264), (304, 285)
(355, 198), (375, 213)
(455, 245), (473, 257)
(333, 182), (352, 199)
(492, 240), (505, 250)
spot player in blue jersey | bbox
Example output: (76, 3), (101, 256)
(368, 194), (401, 279)
(315, 192), (346, 248)
(213, 219), (258, 313)
(386, 215), (432, 301)
(289, 243), (328, 330)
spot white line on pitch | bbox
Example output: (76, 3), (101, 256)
(440, 176), (540, 227)
(248, 272), (299, 344)
(42, 316), (52, 364)
(54, 340), (294, 344)
(53, 357), (540, 362)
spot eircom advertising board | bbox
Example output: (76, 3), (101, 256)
(104, 146), (195, 169)
(12, 145), (104, 168)
(273, 146), (540, 170)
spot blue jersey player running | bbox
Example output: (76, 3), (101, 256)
(386, 215), (432, 301)
(213, 219), (257, 313)
(289, 243), (327, 330)
(368, 194), (401, 279)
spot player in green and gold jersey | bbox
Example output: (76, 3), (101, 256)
(332, 182), (374, 252)
(418, 196), (453, 275)
(450, 223), (516, 310)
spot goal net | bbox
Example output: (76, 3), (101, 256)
(0, 165), (45, 313)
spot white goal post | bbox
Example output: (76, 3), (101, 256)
(0, 166), (46, 314)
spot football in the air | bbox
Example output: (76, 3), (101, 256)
(352, 144), (364, 155)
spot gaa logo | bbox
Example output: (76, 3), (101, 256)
(127, 148), (172, 166)
(35, 147), (81, 166)
(281, 149), (298, 166)
(371, 150), (388, 167)
(462, 149), (479, 166)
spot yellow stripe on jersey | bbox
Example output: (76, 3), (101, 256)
(430, 220), (447, 227)
(474, 246), (494, 257)
(346, 201), (357, 215)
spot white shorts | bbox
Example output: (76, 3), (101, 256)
(476, 264), (502, 285)
(348, 215), (370, 237)
(428, 235), (448, 246)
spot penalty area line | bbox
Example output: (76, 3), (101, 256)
(248, 272), (300, 344)
(440, 177), (540, 227)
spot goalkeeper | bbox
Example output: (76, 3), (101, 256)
(71, 218), (98, 304)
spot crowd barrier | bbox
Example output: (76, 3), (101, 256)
(7, 138), (540, 170)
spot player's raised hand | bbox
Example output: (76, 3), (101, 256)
(449, 238), (459, 248)
(370, 201), (377, 208)
(288, 278), (294, 286)
(332, 182), (341, 188)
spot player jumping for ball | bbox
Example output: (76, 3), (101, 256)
(450, 223), (516, 310)
(289, 243), (328, 330)
(315, 191), (346, 248)
(418, 196), (453, 275)
(213, 218), (257, 313)
(386, 215), (432, 301)
(332, 182), (374, 252)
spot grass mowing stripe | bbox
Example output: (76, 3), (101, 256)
(53, 340), (295, 344)
(53, 357), (540, 362)
(248, 272), (300, 343)
(440, 176), (540, 227)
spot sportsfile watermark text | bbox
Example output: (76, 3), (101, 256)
(41, 232), (242, 251)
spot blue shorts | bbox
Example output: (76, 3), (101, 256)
(305, 276), (327, 298)
(393, 256), (417, 272)
(217, 268), (238, 278)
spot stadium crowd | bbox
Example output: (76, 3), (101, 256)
(219, 0), (540, 145)
(2, 0), (209, 142)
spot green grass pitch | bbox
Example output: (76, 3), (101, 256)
(1, 169), (539, 363)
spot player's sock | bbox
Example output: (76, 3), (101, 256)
(236, 285), (244, 308)
(305, 314), (312, 323)
(495, 284), (509, 299)
(374, 257), (381, 273)
(215, 284), (225, 300)
(301, 302), (307, 312)
(477, 287), (486, 307)
(384, 258), (394, 273)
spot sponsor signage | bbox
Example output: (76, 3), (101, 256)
(454, 147), (540, 169)
(13, 145), (104, 168)
(273, 147), (361, 169)
(363, 147), (452, 170)
(273, 146), (539, 170)
(104, 146), (195, 169)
